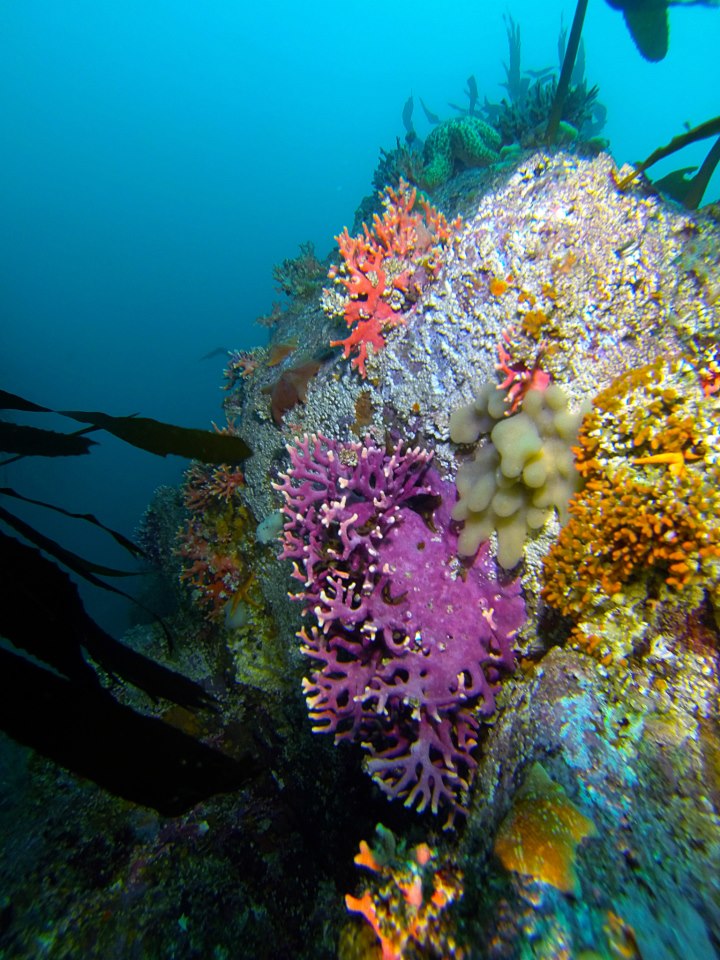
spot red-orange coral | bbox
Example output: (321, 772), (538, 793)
(496, 327), (551, 412)
(182, 462), (245, 510)
(177, 463), (258, 622)
(344, 826), (464, 960)
(328, 179), (460, 378)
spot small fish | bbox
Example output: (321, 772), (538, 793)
(200, 346), (229, 361)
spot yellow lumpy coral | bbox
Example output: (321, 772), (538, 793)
(450, 381), (587, 567)
(494, 763), (597, 895)
(542, 357), (720, 620)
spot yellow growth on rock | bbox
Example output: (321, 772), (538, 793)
(494, 763), (597, 895)
(542, 356), (720, 620)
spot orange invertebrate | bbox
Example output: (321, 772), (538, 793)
(489, 274), (513, 296)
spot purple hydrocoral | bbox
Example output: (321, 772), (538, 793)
(274, 434), (525, 825)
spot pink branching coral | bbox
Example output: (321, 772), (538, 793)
(274, 435), (525, 824)
(496, 327), (551, 412)
(326, 180), (460, 378)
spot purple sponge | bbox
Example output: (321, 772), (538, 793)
(274, 435), (525, 823)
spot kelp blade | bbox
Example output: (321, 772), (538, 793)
(0, 422), (96, 457)
(0, 486), (145, 559)
(0, 529), (209, 708)
(0, 389), (51, 413)
(61, 410), (252, 462)
(0, 387), (252, 463)
(0, 648), (262, 815)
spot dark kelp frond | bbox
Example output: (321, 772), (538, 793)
(0, 648), (260, 815)
(0, 388), (51, 412)
(0, 421), (97, 457)
(617, 116), (720, 191)
(60, 410), (252, 462)
(546, 0), (589, 144)
(618, 2), (669, 61)
(606, 0), (719, 62)
(0, 505), (139, 582)
(0, 530), (209, 709)
(0, 486), (146, 559)
(0, 387), (252, 463)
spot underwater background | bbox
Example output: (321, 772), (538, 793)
(2, 1), (720, 958)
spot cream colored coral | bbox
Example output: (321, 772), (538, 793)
(450, 382), (587, 568)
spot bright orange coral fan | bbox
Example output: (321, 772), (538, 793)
(327, 179), (460, 378)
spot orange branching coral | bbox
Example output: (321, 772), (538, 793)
(344, 825), (464, 960)
(542, 357), (720, 620)
(224, 350), (261, 388)
(325, 179), (460, 378)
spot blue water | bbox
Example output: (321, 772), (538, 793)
(1, 0), (719, 628)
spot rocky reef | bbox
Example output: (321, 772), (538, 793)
(3, 148), (718, 960)
(217, 149), (720, 958)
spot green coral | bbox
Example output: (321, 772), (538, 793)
(421, 117), (501, 189)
